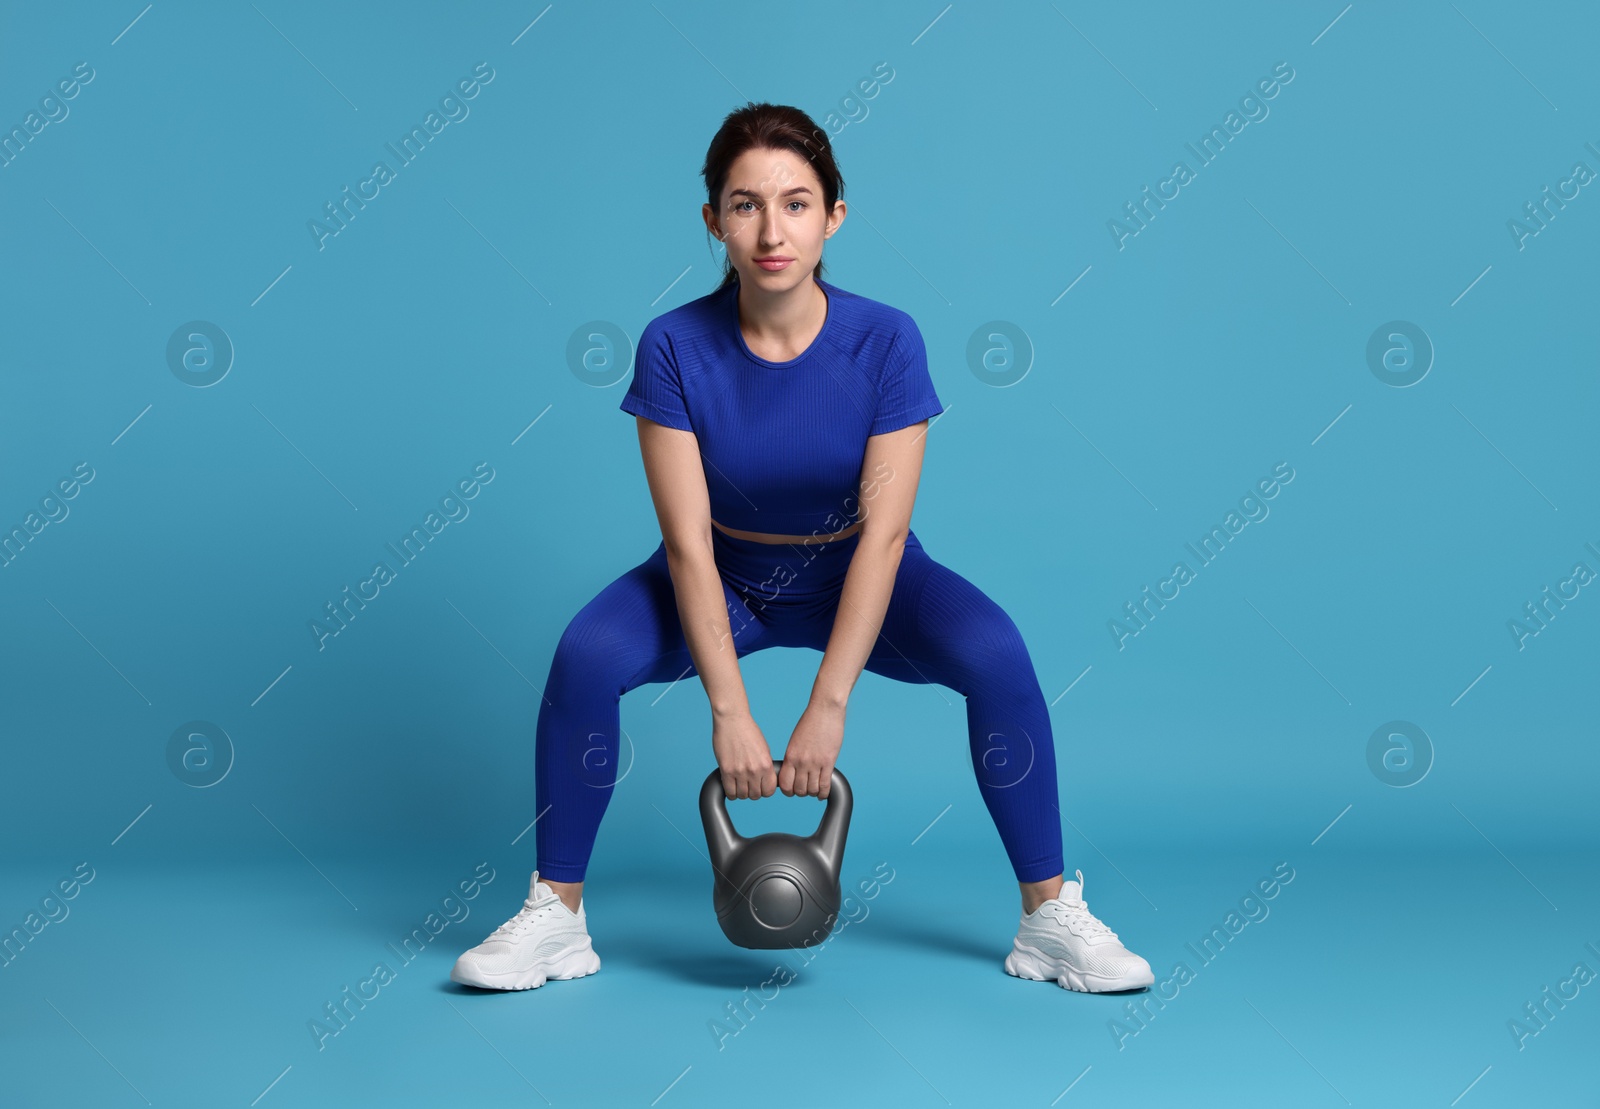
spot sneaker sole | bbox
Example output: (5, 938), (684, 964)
(450, 942), (601, 991)
(1004, 939), (1153, 993)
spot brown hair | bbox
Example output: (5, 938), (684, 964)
(702, 102), (845, 291)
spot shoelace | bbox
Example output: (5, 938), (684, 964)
(1042, 897), (1117, 941)
(489, 888), (565, 939)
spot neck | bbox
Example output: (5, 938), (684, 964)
(736, 275), (826, 347)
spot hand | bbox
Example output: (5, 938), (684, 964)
(779, 701), (845, 798)
(712, 711), (776, 800)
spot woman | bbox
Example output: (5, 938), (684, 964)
(452, 103), (1152, 995)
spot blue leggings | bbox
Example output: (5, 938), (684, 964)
(534, 526), (1065, 884)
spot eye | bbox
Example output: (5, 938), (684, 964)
(787, 201), (807, 212)
(733, 199), (756, 213)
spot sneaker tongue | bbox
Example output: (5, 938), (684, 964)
(1058, 879), (1083, 903)
(529, 873), (555, 902)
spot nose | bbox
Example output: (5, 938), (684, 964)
(758, 204), (784, 249)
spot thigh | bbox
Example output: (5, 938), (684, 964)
(862, 534), (1032, 691)
(556, 541), (774, 694)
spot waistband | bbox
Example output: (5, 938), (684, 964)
(710, 525), (920, 556)
(712, 524), (862, 598)
(711, 525), (861, 553)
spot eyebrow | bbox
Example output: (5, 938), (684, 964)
(728, 186), (813, 200)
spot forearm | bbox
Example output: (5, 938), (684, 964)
(663, 537), (752, 719)
(810, 531), (907, 710)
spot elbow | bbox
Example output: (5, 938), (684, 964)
(858, 524), (909, 553)
(662, 526), (715, 564)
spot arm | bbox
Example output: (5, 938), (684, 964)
(633, 415), (775, 799)
(779, 418), (932, 798)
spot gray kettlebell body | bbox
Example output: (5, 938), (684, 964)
(699, 762), (852, 949)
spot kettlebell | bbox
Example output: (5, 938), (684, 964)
(699, 761), (852, 950)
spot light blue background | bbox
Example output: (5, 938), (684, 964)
(2, 1), (1595, 1106)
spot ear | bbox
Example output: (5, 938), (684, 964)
(702, 202), (725, 241)
(824, 200), (847, 238)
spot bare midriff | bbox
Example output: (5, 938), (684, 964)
(711, 516), (863, 545)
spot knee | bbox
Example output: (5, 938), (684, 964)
(541, 614), (637, 788)
(548, 606), (641, 696)
(939, 603), (1037, 683)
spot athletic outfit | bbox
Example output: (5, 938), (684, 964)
(539, 276), (1063, 885)
(452, 275), (1152, 993)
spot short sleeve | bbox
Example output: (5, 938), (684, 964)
(870, 319), (943, 435)
(619, 322), (693, 431)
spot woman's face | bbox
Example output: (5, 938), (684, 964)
(704, 145), (844, 290)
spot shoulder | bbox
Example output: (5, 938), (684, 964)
(825, 278), (928, 364)
(640, 282), (734, 349)
(823, 279), (916, 336)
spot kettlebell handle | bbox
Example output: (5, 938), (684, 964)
(699, 760), (852, 877)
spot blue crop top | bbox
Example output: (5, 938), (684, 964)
(619, 277), (943, 535)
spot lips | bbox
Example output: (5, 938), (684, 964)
(755, 257), (793, 270)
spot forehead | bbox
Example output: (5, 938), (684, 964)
(724, 146), (822, 195)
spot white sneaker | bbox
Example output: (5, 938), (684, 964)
(450, 871), (601, 990)
(1005, 869), (1154, 992)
